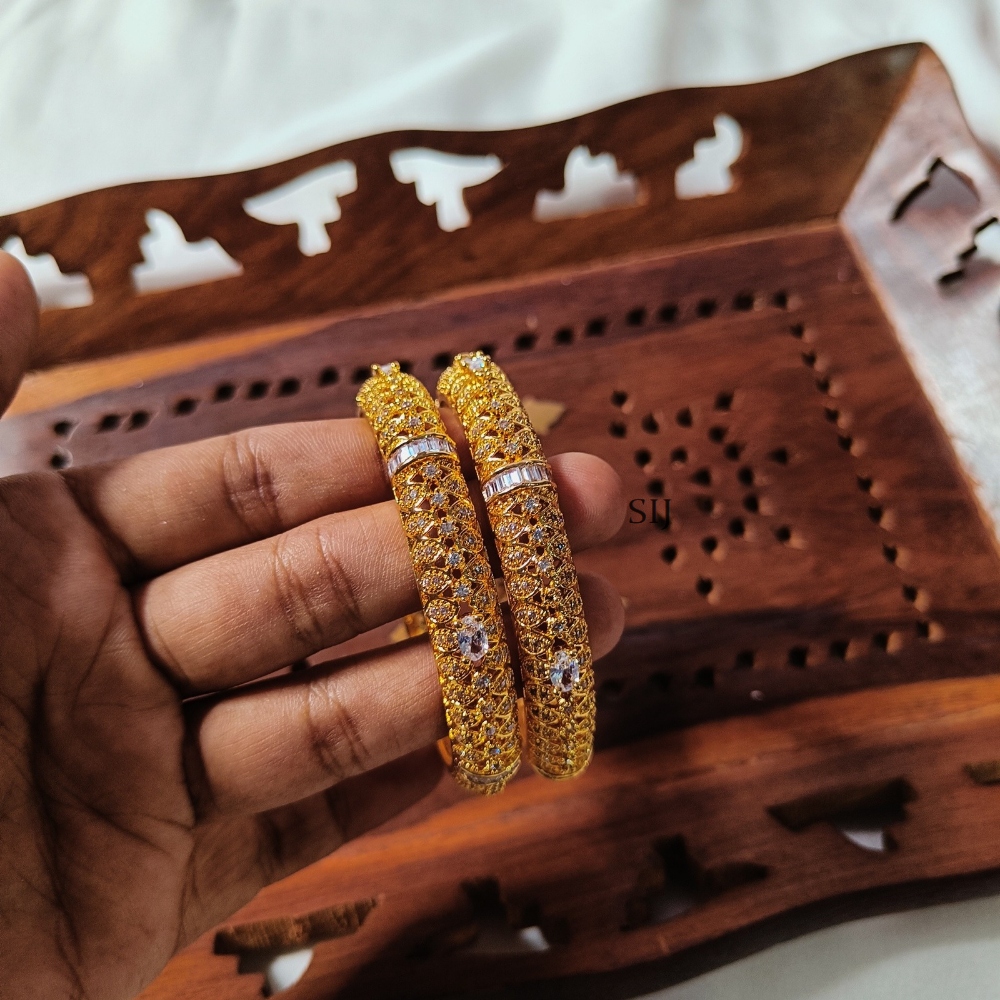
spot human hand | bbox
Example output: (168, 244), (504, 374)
(0, 253), (625, 1000)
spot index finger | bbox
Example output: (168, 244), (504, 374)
(64, 417), (390, 579)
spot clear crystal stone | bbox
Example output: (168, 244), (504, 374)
(378, 363), (395, 374)
(550, 651), (580, 693)
(440, 520), (456, 533)
(431, 492), (446, 506)
(524, 498), (541, 512)
(425, 462), (439, 476)
(463, 354), (487, 372)
(455, 583), (471, 598)
(447, 551), (462, 567)
(457, 616), (489, 663)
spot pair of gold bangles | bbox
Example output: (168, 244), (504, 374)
(357, 353), (595, 795)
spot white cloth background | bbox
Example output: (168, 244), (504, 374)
(1, 0), (999, 215)
(2, 2), (1000, 997)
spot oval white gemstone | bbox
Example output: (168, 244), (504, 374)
(457, 615), (489, 662)
(550, 650), (580, 692)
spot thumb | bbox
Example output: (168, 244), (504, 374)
(0, 250), (39, 416)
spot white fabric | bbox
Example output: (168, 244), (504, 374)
(1, 3), (999, 998)
(0, 0), (999, 215)
(644, 893), (1000, 1000)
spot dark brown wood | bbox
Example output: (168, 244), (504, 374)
(213, 899), (378, 954)
(138, 675), (1000, 999)
(2, 46), (917, 368)
(5, 224), (999, 738)
(2, 43), (1000, 998)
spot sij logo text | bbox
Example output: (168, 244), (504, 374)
(628, 498), (671, 527)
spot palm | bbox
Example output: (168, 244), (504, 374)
(0, 459), (445, 1000)
(1, 475), (219, 997)
(0, 479), (174, 994)
(0, 254), (624, 999)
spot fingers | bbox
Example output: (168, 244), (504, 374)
(251, 747), (445, 886)
(579, 571), (626, 660)
(550, 452), (626, 549)
(188, 571), (624, 815)
(0, 251), (39, 415)
(64, 403), (624, 589)
(136, 500), (415, 693)
(136, 456), (625, 694)
(189, 639), (443, 815)
(64, 418), (390, 579)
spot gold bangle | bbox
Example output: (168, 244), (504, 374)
(438, 353), (595, 779)
(357, 363), (521, 794)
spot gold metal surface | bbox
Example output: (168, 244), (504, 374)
(357, 362), (520, 794)
(438, 353), (595, 779)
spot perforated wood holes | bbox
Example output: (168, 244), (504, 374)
(46, 279), (806, 471)
(623, 834), (766, 929)
(791, 316), (943, 651)
(409, 878), (563, 959)
(610, 376), (802, 608)
(769, 778), (915, 853)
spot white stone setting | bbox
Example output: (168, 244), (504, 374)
(481, 461), (551, 502)
(457, 615), (489, 663)
(386, 435), (455, 476)
(462, 354), (488, 373)
(550, 650), (580, 693)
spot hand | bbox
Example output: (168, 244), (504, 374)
(0, 253), (626, 1000)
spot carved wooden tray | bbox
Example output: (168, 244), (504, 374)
(3, 43), (1000, 998)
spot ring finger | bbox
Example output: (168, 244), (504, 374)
(188, 572), (624, 815)
(137, 453), (624, 694)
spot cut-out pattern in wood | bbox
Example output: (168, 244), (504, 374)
(131, 209), (243, 294)
(243, 161), (358, 256)
(389, 149), (502, 231)
(2, 235), (93, 309)
(533, 146), (641, 222)
(623, 835), (768, 928)
(675, 113), (743, 200)
(769, 777), (915, 852)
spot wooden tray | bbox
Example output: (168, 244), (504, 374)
(3, 43), (1000, 998)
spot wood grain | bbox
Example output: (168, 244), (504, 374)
(1, 46), (918, 368)
(4, 224), (998, 739)
(139, 675), (1000, 999)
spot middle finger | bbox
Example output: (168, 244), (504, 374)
(136, 499), (412, 693)
(137, 452), (624, 694)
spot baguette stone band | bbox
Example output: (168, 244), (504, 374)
(386, 434), (455, 476)
(481, 461), (551, 503)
